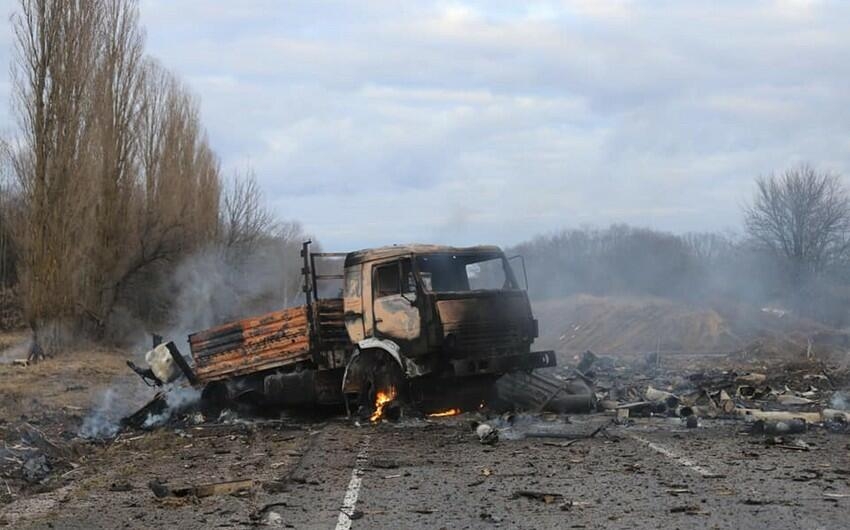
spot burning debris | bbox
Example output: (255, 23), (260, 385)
(369, 388), (398, 423)
(427, 408), (461, 418)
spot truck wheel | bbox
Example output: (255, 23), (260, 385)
(200, 382), (230, 420)
(353, 348), (406, 421)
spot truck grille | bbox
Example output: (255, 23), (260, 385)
(442, 320), (528, 355)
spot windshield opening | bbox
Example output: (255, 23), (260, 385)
(415, 253), (516, 293)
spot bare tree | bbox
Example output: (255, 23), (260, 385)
(745, 164), (850, 275)
(219, 170), (277, 251)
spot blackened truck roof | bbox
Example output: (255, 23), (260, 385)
(344, 244), (504, 267)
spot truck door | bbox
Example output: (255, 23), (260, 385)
(372, 258), (421, 342)
(343, 264), (366, 342)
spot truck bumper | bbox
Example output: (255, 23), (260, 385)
(449, 350), (557, 377)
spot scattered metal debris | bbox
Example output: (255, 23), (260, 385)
(496, 370), (595, 413)
(511, 490), (564, 503)
(475, 423), (499, 445)
(750, 419), (807, 435)
(148, 478), (254, 498)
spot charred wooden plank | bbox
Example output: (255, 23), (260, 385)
(188, 300), (348, 383)
(189, 307), (312, 382)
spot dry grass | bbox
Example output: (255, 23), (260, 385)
(0, 334), (131, 419)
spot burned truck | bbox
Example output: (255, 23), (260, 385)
(155, 242), (555, 418)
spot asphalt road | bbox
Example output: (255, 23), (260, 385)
(280, 416), (850, 530)
(6, 414), (850, 529)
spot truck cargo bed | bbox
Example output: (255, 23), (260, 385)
(189, 299), (347, 383)
(190, 305), (312, 382)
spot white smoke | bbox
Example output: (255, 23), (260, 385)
(830, 392), (849, 411)
(79, 388), (124, 439)
(141, 386), (202, 428)
(79, 383), (201, 439)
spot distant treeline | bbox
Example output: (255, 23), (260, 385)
(511, 222), (850, 328)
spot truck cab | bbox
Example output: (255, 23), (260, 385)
(338, 245), (555, 407)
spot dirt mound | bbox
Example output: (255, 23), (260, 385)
(533, 295), (847, 359)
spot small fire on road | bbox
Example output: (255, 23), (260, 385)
(370, 388), (397, 422)
(427, 408), (461, 418)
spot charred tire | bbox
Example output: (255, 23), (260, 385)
(348, 348), (406, 420)
(200, 382), (230, 419)
(232, 390), (265, 417)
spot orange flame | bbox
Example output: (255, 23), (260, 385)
(369, 388), (397, 422)
(427, 408), (461, 418)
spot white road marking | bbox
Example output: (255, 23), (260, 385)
(631, 435), (722, 478)
(335, 436), (371, 530)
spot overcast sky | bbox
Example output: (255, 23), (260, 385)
(1, 0), (849, 250)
